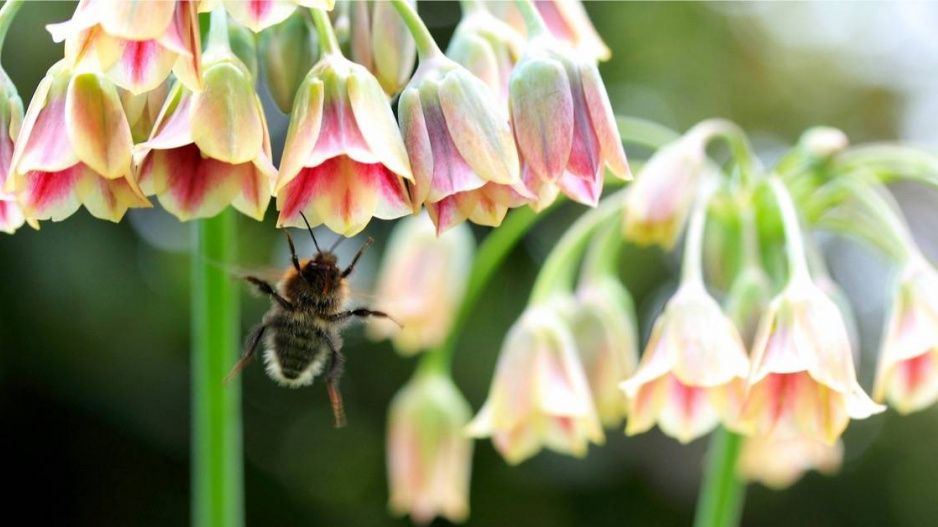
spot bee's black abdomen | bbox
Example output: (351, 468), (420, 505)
(262, 312), (335, 387)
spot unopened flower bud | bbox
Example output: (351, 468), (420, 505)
(260, 11), (319, 113)
(347, 0), (416, 96)
(387, 371), (473, 525)
(446, 4), (524, 103)
(467, 303), (604, 464)
(799, 126), (849, 160)
(534, 0), (611, 62)
(368, 214), (474, 355)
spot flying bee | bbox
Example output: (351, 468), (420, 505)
(225, 212), (399, 428)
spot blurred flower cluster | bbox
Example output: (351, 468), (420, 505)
(0, 0), (628, 236)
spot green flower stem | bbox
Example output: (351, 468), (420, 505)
(390, 0), (444, 62)
(689, 119), (760, 185)
(769, 177), (812, 287)
(514, 0), (549, 38)
(580, 214), (624, 283)
(192, 209), (243, 527)
(311, 8), (342, 56)
(842, 176), (917, 262)
(679, 181), (716, 286)
(207, 7), (232, 54)
(0, 0), (23, 55)
(694, 427), (746, 527)
(616, 116), (681, 149)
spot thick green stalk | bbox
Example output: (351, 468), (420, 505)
(679, 181), (716, 286)
(207, 7), (232, 54)
(192, 209), (243, 527)
(694, 427), (745, 527)
(514, 0), (549, 37)
(389, 0), (443, 62)
(311, 8), (342, 56)
(769, 177), (812, 287)
(0, 0), (23, 55)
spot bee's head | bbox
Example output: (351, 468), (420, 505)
(299, 253), (342, 299)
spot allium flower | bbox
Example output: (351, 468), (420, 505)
(276, 12), (412, 236)
(387, 371), (473, 525)
(47, 0), (202, 93)
(570, 277), (638, 428)
(367, 214), (474, 355)
(398, 50), (524, 233)
(135, 45), (275, 221)
(623, 135), (707, 249)
(737, 435), (843, 489)
(0, 67), (25, 233)
(259, 11), (319, 113)
(347, 0), (416, 95)
(740, 279), (884, 444)
(873, 257), (938, 414)
(533, 0), (611, 62)
(467, 304), (604, 464)
(508, 7), (629, 207)
(446, 3), (524, 103)
(211, 0), (335, 33)
(7, 61), (150, 223)
(620, 282), (750, 443)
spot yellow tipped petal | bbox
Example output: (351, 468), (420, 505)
(99, 0), (177, 40)
(190, 62), (263, 164)
(347, 68), (412, 180)
(66, 72), (133, 179)
(277, 77), (324, 190)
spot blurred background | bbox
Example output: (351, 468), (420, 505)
(3, 2), (938, 526)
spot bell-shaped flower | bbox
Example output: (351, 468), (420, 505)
(737, 435), (843, 489)
(135, 51), (275, 221)
(570, 277), (638, 428)
(0, 67), (25, 233)
(211, 0), (335, 32)
(347, 0), (416, 95)
(259, 11), (319, 113)
(623, 135), (707, 249)
(387, 371), (473, 525)
(508, 6), (629, 200)
(47, 0), (202, 94)
(446, 3), (524, 103)
(467, 304), (604, 464)
(533, 0), (611, 62)
(740, 279), (885, 444)
(426, 181), (532, 235)
(6, 61), (150, 223)
(399, 52), (525, 232)
(276, 10), (412, 236)
(620, 282), (750, 443)
(873, 256), (938, 414)
(367, 214), (474, 355)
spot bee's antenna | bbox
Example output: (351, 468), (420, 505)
(329, 235), (346, 253)
(298, 211), (322, 253)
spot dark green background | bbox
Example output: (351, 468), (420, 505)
(1, 2), (934, 526)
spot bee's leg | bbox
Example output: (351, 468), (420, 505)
(340, 237), (374, 278)
(244, 276), (294, 310)
(324, 344), (347, 428)
(224, 324), (267, 385)
(283, 229), (302, 273)
(326, 308), (403, 328)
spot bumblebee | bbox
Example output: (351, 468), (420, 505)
(226, 213), (397, 427)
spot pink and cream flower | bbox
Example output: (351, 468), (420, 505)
(0, 68), (26, 233)
(135, 53), (275, 221)
(6, 61), (150, 223)
(467, 304), (604, 464)
(275, 51), (413, 236)
(398, 51), (526, 233)
(740, 279), (885, 444)
(446, 3), (525, 104)
(873, 256), (938, 414)
(47, 0), (202, 94)
(737, 435), (843, 489)
(206, 0), (335, 33)
(620, 282), (750, 444)
(387, 371), (473, 525)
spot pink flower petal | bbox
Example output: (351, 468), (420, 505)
(144, 144), (243, 220)
(0, 200), (25, 234)
(19, 165), (85, 221)
(107, 38), (177, 94)
(15, 74), (80, 176)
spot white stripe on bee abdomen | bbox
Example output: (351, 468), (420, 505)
(263, 347), (329, 388)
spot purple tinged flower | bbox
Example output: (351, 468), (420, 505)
(446, 4), (525, 104)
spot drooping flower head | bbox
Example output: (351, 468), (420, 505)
(467, 303), (604, 464)
(507, 0), (629, 208)
(387, 371), (473, 525)
(739, 179), (884, 444)
(7, 61), (150, 223)
(208, 0), (335, 32)
(737, 435), (843, 490)
(570, 276), (638, 428)
(136, 13), (275, 221)
(276, 9), (412, 236)
(0, 65), (25, 233)
(346, 0), (416, 96)
(368, 214), (474, 355)
(396, 7), (525, 233)
(47, 0), (203, 94)
(491, 0), (610, 63)
(873, 255), (938, 414)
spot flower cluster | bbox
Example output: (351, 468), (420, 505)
(0, 0), (627, 236)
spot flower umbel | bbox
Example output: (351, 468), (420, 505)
(387, 370), (473, 525)
(368, 214), (474, 355)
(467, 303), (604, 464)
(873, 256), (938, 414)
